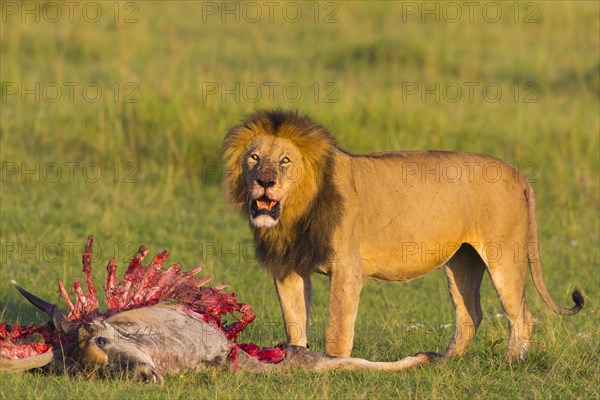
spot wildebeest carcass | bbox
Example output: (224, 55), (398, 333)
(0, 236), (439, 383)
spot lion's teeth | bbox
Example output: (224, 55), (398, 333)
(256, 200), (277, 210)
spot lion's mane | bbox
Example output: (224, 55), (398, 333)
(222, 110), (343, 278)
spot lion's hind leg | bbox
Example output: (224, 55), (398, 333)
(474, 239), (533, 362)
(444, 244), (486, 358)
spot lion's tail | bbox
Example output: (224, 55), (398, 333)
(525, 181), (585, 316)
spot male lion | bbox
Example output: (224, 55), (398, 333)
(222, 109), (584, 362)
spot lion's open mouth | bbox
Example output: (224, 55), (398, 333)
(250, 196), (281, 221)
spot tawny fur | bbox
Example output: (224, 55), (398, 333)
(222, 109), (585, 362)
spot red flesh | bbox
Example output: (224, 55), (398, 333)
(0, 236), (286, 364)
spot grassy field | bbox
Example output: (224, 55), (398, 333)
(0, 1), (598, 398)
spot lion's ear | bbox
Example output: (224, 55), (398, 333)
(222, 127), (252, 210)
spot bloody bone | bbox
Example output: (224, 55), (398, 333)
(0, 236), (438, 383)
(2, 236), (271, 361)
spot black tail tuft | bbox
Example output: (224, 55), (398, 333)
(572, 289), (585, 311)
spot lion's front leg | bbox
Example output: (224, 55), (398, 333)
(274, 272), (312, 347)
(325, 273), (363, 357)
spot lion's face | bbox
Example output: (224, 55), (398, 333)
(224, 110), (338, 237)
(243, 135), (304, 228)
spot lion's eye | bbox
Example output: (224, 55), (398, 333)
(280, 157), (291, 164)
(250, 154), (260, 162)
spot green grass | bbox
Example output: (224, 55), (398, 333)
(0, 1), (598, 398)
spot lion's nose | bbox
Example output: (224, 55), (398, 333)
(255, 178), (275, 188)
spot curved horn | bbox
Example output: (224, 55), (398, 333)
(0, 351), (54, 372)
(10, 280), (76, 334)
